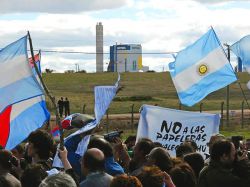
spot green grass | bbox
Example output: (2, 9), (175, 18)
(43, 72), (250, 115)
(221, 130), (250, 139)
(44, 72), (250, 138)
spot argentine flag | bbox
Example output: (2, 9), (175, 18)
(0, 53), (50, 150)
(0, 36), (44, 113)
(169, 29), (237, 107)
(231, 35), (250, 71)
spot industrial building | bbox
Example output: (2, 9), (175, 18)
(108, 44), (148, 72)
(96, 22), (103, 72)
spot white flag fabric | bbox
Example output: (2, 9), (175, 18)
(0, 36), (44, 113)
(169, 28), (237, 106)
(137, 105), (220, 157)
(52, 73), (120, 168)
(95, 73), (120, 123)
(0, 52), (49, 150)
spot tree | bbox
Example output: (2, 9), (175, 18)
(64, 70), (75, 73)
(76, 69), (87, 73)
(45, 68), (54, 73)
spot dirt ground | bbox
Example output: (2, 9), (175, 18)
(48, 109), (250, 134)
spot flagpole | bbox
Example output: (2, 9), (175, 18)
(225, 44), (230, 126)
(27, 31), (64, 150)
(211, 27), (232, 126)
(224, 44), (250, 112)
(212, 27), (250, 124)
(39, 49), (52, 131)
(225, 42), (250, 106)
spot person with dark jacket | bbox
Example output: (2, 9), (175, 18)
(57, 97), (64, 117)
(27, 130), (54, 170)
(198, 140), (249, 187)
(64, 97), (70, 117)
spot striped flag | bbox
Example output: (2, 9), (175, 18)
(0, 52), (50, 150)
(53, 73), (120, 168)
(231, 35), (250, 69)
(169, 28), (237, 106)
(0, 36), (44, 113)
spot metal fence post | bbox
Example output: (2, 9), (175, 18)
(221, 102), (224, 128)
(179, 102), (182, 110)
(200, 103), (203, 113)
(131, 104), (134, 133)
(82, 104), (86, 114)
(241, 100), (244, 129)
(106, 109), (109, 133)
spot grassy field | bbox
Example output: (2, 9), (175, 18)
(43, 72), (250, 138)
(43, 72), (250, 115)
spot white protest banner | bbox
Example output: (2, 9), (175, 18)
(136, 105), (220, 157)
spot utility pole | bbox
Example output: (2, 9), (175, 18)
(115, 42), (118, 72)
(75, 64), (78, 72)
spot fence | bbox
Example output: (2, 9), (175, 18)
(91, 101), (250, 133)
(46, 100), (250, 133)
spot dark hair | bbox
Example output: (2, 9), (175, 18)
(83, 149), (105, 172)
(153, 142), (163, 148)
(14, 144), (24, 154)
(183, 152), (204, 178)
(21, 164), (48, 187)
(110, 174), (143, 187)
(176, 143), (194, 158)
(210, 140), (233, 161)
(125, 136), (136, 144)
(148, 147), (173, 173)
(136, 138), (154, 156)
(87, 137), (113, 157)
(184, 140), (198, 151)
(231, 136), (243, 150)
(0, 150), (14, 170)
(28, 130), (53, 160)
(170, 163), (196, 187)
(137, 166), (163, 187)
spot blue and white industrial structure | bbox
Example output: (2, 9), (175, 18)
(108, 44), (148, 72)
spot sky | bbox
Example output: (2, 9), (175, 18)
(0, 0), (250, 72)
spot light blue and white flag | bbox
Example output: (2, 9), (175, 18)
(231, 35), (250, 70)
(169, 29), (237, 106)
(53, 73), (120, 168)
(137, 105), (220, 157)
(1, 55), (50, 150)
(0, 36), (44, 113)
(95, 75), (120, 124)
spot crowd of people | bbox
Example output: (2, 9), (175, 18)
(0, 128), (250, 187)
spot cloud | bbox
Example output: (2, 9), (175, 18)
(0, 0), (128, 14)
(190, 0), (250, 4)
(0, 0), (249, 72)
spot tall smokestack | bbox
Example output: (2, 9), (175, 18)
(96, 22), (103, 72)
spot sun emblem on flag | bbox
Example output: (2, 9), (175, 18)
(198, 64), (208, 76)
